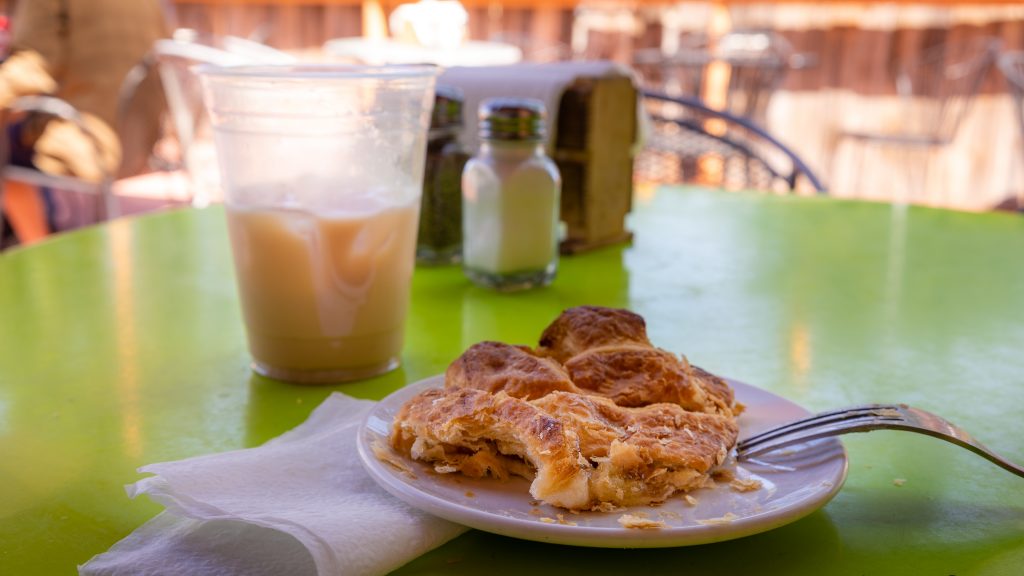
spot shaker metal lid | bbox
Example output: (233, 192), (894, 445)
(432, 85), (464, 129)
(478, 97), (546, 141)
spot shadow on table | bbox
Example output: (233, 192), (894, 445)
(243, 367), (412, 447)
(396, 509), (841, 575)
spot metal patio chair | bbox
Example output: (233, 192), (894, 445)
(0, 54), (167, 247)
(636, 90), (826, 194)
(830, 38), (999, 203)
(997, 50), (1024, 210)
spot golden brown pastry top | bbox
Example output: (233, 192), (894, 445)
(446, 339), (737, 415)
(446, 341), (579, 400)
(538, 306), (652, 363)
(564, 345), (736, 416)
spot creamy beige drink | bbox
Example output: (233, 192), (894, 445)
(199, 63), (438, 382)
(225, 197), (420, 381)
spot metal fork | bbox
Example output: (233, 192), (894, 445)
(736, 403), (1024, 478)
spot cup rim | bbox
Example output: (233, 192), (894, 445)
(195, 63), (441, 80)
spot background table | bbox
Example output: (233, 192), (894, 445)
(1, 187), (1023, 574)
(323, 37), (523, 66)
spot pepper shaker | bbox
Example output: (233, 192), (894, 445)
(461, 98), (561, 291)
(417, 86), (469, 264)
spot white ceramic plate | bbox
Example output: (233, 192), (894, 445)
(357, 375), (848, 548)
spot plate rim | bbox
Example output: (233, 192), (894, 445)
(357, 375), (849, 548)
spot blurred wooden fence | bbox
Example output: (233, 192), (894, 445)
(3, 0), (1022, 208)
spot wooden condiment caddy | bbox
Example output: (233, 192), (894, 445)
(552, 75), (637, 254)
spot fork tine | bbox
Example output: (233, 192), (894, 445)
(738, 404), (904, 452)
(737, 415), (904, 459)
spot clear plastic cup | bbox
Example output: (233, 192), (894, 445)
(198, 64), (439, 383)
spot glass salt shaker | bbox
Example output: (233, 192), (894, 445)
(461, 98), (561, 291)
(417, 86), (469, 264)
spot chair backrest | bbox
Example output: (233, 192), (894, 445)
(0, 95), (118, 223)
(633, 30), (800, 127)
(636, 90), (825, 194)
(152, 32), (296, 206)
(717, 30), (794, 126)
(998, 50), (1024, 158)
(632, 35), (710, 102)
(114, 53), (170, 179)
(153, 38), (256, 153)
(896, 38), (999, 144)
(0, 51), (179, 243)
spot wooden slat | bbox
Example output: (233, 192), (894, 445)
(171, 0), (1024, 6)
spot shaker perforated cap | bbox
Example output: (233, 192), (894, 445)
(478, 97), (546, 141)
(431, 85), (464, 129)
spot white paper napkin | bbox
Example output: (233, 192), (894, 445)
(80, 393), (467, 576)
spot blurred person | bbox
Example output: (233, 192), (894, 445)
(0, 0), (168, 245)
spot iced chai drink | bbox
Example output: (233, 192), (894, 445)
(198, 64), (438, 382)
(226, 193), (419, 380)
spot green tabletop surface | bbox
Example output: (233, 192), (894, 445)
(1, 187), (1023, 574)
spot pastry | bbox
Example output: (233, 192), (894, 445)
(388, 305), (743, 510)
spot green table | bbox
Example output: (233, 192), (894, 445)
(2, 187), (1022, 574)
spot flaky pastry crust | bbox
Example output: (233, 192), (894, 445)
(532, 391), (737, 506)
(390, 387), (592, 509)
(391, 387), (737, 509)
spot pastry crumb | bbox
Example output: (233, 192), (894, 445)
(371, 439), (416, 479)
(464, 491), (475, 498)
(539, 517), (557, 524)
(892, 478), (907, 487)
(590, 501), (622, 513)
(698, 512), (739, 525)
(712, 468), (735, 483)
(618, 514), (667, 529)
(529, 508), (542, 516)
(683, 494), (698, 506)
(556, 513), (577, 526)
(730, 477), (762, 492)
